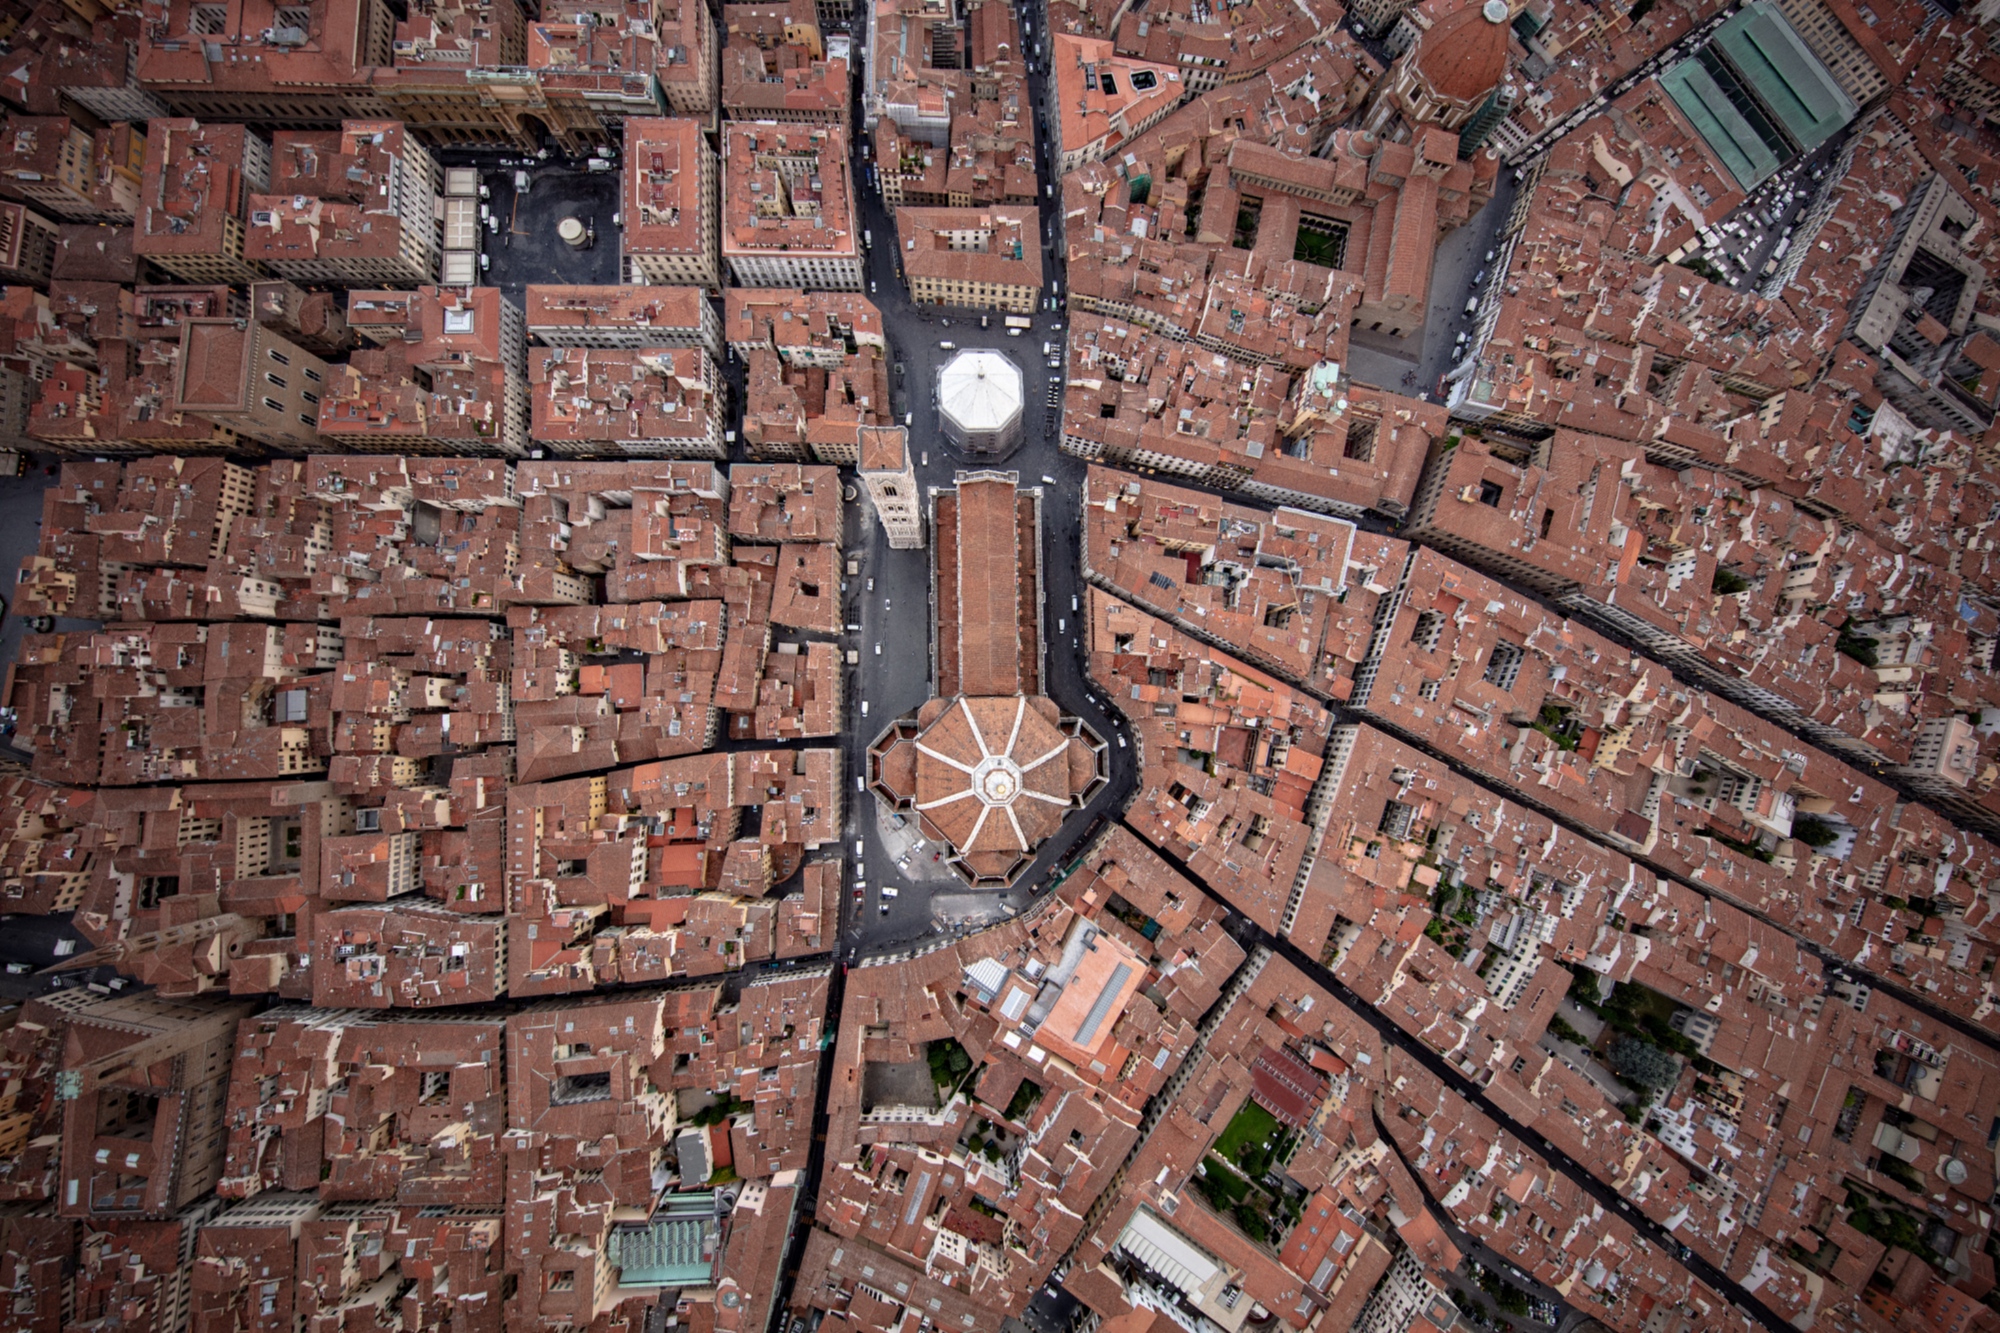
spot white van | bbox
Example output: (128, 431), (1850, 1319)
(1464, 297), (1479, 315)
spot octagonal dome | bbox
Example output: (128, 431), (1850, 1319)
(911, 696), (1094, 879)
(937, 349), (1024, 454)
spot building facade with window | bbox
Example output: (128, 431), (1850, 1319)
(174, 317), (332, 454)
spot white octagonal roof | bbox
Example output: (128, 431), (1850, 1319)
(937, 349), (1024, 433)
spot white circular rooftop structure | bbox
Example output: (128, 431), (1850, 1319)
(937, 349), (1024, 455)
(972, 754), (1024, 805)
(1481, 0), (1508, 20)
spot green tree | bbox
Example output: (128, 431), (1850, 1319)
(1791, 815), (1841, 848)
(1233, 1203), (1269, 1242)
(928, 1038), (972, 1090)
(1609, 1036), (1681, 1092)
(1712, 567), (1751, 595)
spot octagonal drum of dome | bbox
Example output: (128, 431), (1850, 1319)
(936, 349), (1023, 455)
(911, 696), (1096, 883)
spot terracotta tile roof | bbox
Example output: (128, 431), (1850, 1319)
(952, 474), (1022, 698)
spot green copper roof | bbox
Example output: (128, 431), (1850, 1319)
(610, 1192), (721, 1287)
(1710, 2), (1855, 151)
(1661, 57), (1783, 191)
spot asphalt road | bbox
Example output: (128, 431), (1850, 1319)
(0, 912), (112, 1004)
(480, 158), (623, 307)
(0, 461), (58, 683)
(1700, 132), (1849, 294)
(829, 18), (1138, 962)
(1348, 170), (1518, 400)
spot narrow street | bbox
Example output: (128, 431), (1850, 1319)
(0, 462), (99, 1002)
(1155, 827), (1797, 1333)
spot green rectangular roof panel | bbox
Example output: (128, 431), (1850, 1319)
(1661, 58), (1782, 192)
(609, 1193), (720, 1288)
(1711, 1), (1856, 151)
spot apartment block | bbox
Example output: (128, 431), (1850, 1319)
(312, 901), (508, 1007)
(726, 0), (824, 54)
(895, 204), (1042, 312)
(721, 121), (863, 289)
(68, 1199), (223, 1333)
(622, 117), (721, 290)
(51, 225), (140, 291)
(370, 0), (534, 150)
(861, 0), (1037, 211)
(529, 345), (727, 457)
(724, 287), (884, 366)
(189, 1192), (322, 1333)
(1049, 36), (1184, 173)
(246, 121), (442, 286)
(28, 284), (248, 458)
(722, 32), (849, 128)
(220, 1009), (506, 1204)
(8, 11), (171, 123)
(0, 203), (57, 289)
(322, 286), (529, 455)
(135, 119), (272, 284)
(135, 0), (396, 125)
(1080, 466), (1407, 701)
(732, 291), (892, 461)
(524, 0), (673, 148)
(295, 1205), (510, 1329)
(251, 278), (356, 357)
(526, 283), (723, 354)
(172, 316), (331, 454)
(1102, 0), (1343, 94)
(658, 0), (721, 112)
(0, 117), (145, 223)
